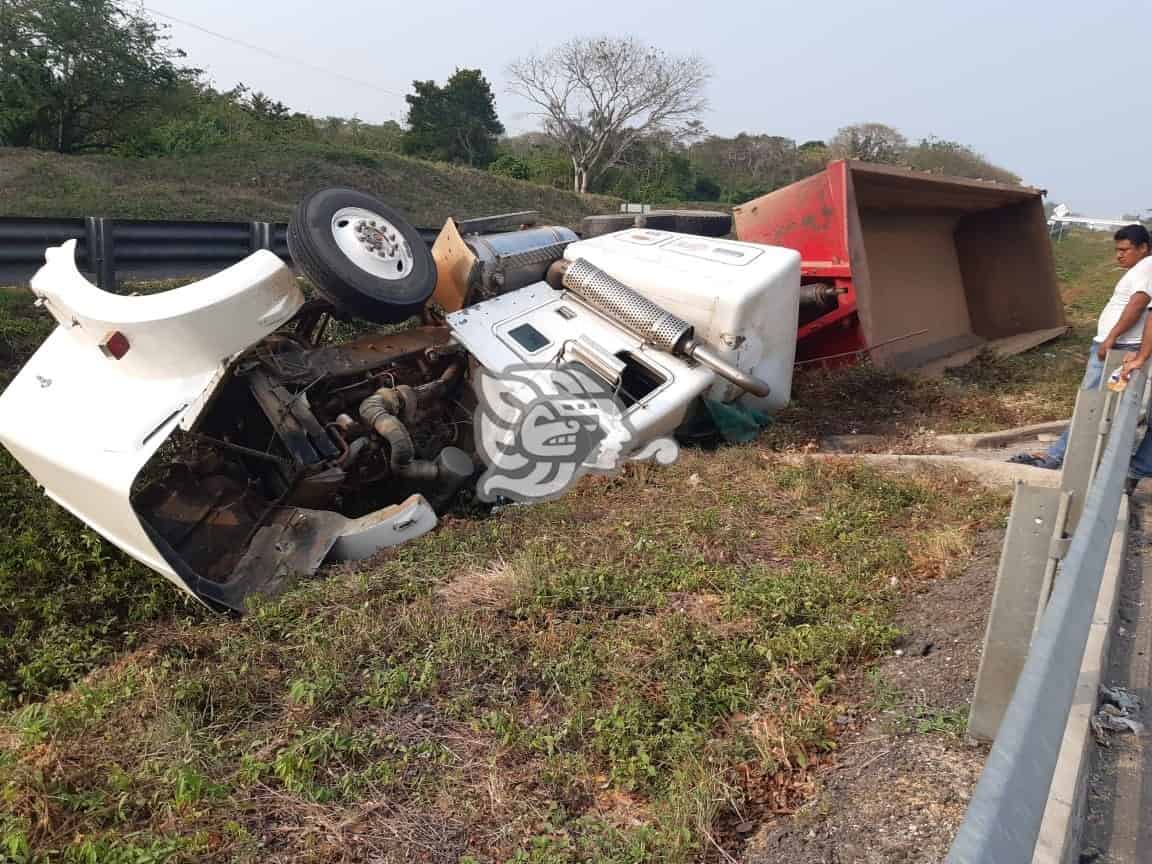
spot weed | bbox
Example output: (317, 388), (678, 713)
(865, 670), (969, 738)
(915, 707), (969, 737)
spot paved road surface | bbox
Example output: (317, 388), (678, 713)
(1080, 493), (1152, 863)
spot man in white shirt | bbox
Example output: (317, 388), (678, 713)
(1012, 224), (1152, 469)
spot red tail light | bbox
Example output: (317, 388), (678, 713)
(99, 331), (131, 360)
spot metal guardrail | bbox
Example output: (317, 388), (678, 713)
(947, 362), (1149, 862)
(0, 217), (291, 288)
(0, 216), (445, 289)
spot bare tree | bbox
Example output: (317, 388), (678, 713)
(829, 123), (907, 164)
(507, 37), (710, 194)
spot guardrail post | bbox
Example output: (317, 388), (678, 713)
(1061, 348), (1128, 532)
(250, 221), (273, 252)
(84, 216), (116, 290)
(1059, 389), (1108, 532)
(968, 484), (1069, 740)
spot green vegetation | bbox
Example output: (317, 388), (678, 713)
(0, 0), (188, 154)
(820, 124), (1020, 185)
(0, 5), (1116, 856)
(0, 442), (193, 706)
(0, 230), (1116, 711)
(865, 670), (970, 738)
(0, 288), (51, 390)
(0, 225), (1118, 860)
(402, 69), (504, 167)
(0, 451), (1006, 862)
(0, 2), (1020, 207)
(501, 124), (1023, 205)
(0, 144), (618, 226)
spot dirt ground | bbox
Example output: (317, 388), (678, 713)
(740, 531), (1000, 863)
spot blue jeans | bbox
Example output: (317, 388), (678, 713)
(1047, 341), (1152, 477)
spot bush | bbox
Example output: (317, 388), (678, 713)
(489, 154), (530, 180)
(691, 175), (722, 201)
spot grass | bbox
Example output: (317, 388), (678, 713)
(0, 288), (51, 391)
(0, 144), (619, 228)
(0, 454), (1006, 863)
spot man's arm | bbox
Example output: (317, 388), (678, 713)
(1121, 307), (1152, 377)
(1099, 291), (1152, 359)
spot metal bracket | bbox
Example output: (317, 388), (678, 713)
(1047, 535), (1072, 561)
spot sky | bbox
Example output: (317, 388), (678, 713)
(143, 0), (1150, 217)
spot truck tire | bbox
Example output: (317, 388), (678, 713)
(580, 214), (637, 237)
(637, 209), (733, 237)
(634, 211), (678, 230)
(288, 187), (436, 323)
(671, 210), (733, 237)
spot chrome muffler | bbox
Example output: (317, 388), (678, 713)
(547, 258), (771, 398)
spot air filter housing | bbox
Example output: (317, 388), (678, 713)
(562, 229), (801, 410)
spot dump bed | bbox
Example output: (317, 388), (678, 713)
(733, 160), (1066, 371)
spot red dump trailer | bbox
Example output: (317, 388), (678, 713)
(733, 160), (1067, 371)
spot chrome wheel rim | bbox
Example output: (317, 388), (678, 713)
(330, 206), (414, 280)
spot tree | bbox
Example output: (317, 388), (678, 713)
(116, 82), (320, 157)
(691, 175), (721, 201)
(829, 122), (907, 164)
(688, 133), (826, 202)
(402, 68), (504, 167)
(903, 136), (1020, 184)
(0, 0), (191, 152)
(499, 132), (573, 189)
(318, 117), (402, 152)
(600, 132), (694, 202)
(507, 36), (711, 193)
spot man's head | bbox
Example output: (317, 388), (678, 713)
(1114, 224), (1151, 269)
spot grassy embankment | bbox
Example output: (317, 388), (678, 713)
(0, 449), (1004, 863)
(0, 144), (617, 227)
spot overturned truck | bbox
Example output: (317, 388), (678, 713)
(0, 165), (1067, 610)
(0, 188), (801, 610)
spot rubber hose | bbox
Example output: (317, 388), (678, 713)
(414, 360), (464, 405)
(359, 388), (416, 469)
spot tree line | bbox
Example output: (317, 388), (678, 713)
(0, 0), (1022, 204)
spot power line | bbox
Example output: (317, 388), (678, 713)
(141, 5), (406, 99)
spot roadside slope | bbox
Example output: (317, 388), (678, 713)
(0, 453), (1006, 863)
(0, 145), (618, 227)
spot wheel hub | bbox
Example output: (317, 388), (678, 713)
(330, 207), (415, 280)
